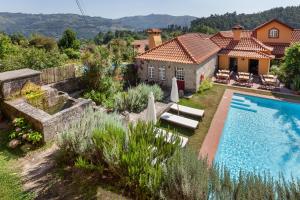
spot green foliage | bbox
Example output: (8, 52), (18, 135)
(63, 48), (80, 59)
(291, 75), (300, 92)
(1, 46), (67, 72)
(122, 64), (139, 88)
(0, 33), (14, 59)
(191, 24), (218, 34)
(27, 131), (43, 145)
(9, 118), (43, 146)
(10, 32), (28, 46)
(198, 79), (213, 94)
(280, 43), (300, 89)
(74, 156), (103, 172)
(115, 83), (163, 113)
(29, 34), (57, 51)
(163, 149), (209, 200)
(58, 28), (80, 50)
(191, 6), (300, 32)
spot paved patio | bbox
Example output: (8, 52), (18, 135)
(213, 76), (294, 95)
(128, 102), (171, 123)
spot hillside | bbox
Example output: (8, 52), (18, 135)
(191, 5), (300, 32)
(0, 12), (196, 39)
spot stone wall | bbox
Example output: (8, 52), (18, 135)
(0, 69), (41, 100)
(49, 77), (85, 94)
(2, 98), (93, 141)
(136, 55), (218, 92)
(195, 55), (218, 89)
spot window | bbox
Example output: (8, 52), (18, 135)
(175, 67), (184, 81)
(158, 66), (166, 81)
(269, 28), (279, 38)
(148, 65), (154, 79)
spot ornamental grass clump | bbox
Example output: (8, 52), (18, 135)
(162, 149), (210, 200)
(115, 83), (163, 113)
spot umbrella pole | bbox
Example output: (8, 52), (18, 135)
(177, 103), (179, 115)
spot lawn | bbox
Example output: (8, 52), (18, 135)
(0, 128), (33, 200)
(160, 84), (227, 151)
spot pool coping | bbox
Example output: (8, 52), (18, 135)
(198, 89), (300, 164)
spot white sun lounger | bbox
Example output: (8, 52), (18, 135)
(155, 128), (188, 148)
(170, 104), (205, 118)
(160, 112), (199, 129)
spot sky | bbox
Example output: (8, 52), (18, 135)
(0, 0), (299, 19)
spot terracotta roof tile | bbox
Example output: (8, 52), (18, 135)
(132, 39), (149, 54)
(292, 30), (300, 43)
(211, 34), (273, 52)
(136, 33), (220, 64)
(264, 43), (290, 57)
(218, 30), (253, 38)
(219, 50), (275, 59)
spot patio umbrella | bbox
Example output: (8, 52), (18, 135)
(145, 92), (157, 124)
(171, 77), (180, 115)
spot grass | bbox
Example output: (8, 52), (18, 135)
(159, 84), (227, 151)
(0, 127), (33, 200)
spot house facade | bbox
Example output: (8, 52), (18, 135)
(135, 19), (300, 92)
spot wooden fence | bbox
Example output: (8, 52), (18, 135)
(40, 65), (78, 85)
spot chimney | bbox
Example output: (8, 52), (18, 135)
(232, 25), (244, 41)
(147, 29), (162, 49)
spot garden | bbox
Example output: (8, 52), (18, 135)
(1, 27), (300, 199)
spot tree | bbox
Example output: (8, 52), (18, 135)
(82, 46), (111, 90)
(0, 33), (14, 59)
(94, 32), (104, 45)
(103, 31), (114, 45)
(58, 29), (80, 50)
(10, 32), (28, 46)
(280, 43), (300, 89)
(29, 34), (57, 51)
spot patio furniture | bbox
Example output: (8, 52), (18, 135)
(260, 75), (275, 90)
(216, 72), (230, 84)
(218, 69), (230, 74)
(170, 104), (205, 118)
(156, 128), (188, 148)
(160, 112), (199, 129)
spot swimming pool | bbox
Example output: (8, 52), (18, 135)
(215, 93), (300, 180)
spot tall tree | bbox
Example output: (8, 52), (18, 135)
(58, 29), (80, 50)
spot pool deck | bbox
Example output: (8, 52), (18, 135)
(199, 89), (300, 164)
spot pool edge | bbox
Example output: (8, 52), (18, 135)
(198, 89), (300, 164)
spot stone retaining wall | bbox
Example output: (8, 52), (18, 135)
(2, 98), (93, 141)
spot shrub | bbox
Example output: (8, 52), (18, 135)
(280, 43), (300, 88)
(163, 149), (209, 200)
(58, 108), (126, 161)
(115, 83), (163, 113)
(9, 118), (43, 146)
(198, 79), (213, 94)
(58, 108), (181, 198)
(1, 47), (67, 71)
(63, 48), (81, 59)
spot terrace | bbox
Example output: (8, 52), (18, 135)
(213, 69), (295, 94)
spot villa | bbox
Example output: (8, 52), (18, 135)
(135, 19), (300, 92)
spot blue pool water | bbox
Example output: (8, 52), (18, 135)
(215, 93), (300, 180)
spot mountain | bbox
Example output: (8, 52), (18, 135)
(0, 12), (196, 39)
(191, 5), (300, 32)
